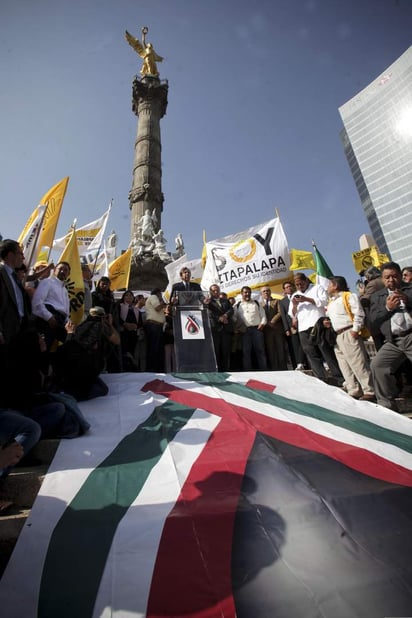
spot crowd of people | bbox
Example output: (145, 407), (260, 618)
(1, 237), (412, 505)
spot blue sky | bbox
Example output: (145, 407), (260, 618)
(1, 0), (411, 287)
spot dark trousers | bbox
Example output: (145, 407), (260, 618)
(36, 304), (67, 351)
(285, 332), (307, 368)
(212, 329), (232, 372)
(145, 322), (164, 372)
(263, 326), (287, 370)
(299, 328), (327, 379)
(318, 341), (343, 380)
(242, 327), (267, 371)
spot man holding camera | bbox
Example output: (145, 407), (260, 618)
(369, 262), (412, 410)
(52, 306), (120, 400)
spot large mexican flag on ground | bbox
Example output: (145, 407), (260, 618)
(1, 371), (411, 617)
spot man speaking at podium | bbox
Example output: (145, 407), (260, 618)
(171, 266), (202, 305)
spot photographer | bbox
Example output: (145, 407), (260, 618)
(52, 307), (120, 400)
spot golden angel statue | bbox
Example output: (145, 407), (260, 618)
(125, 27), (163, 77)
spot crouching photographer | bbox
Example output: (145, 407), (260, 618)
(52, 307), (121, 401)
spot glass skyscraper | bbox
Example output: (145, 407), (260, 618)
(339, 46), (412, 266)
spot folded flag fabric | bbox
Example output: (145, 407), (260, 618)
(1, 371), (411, 618)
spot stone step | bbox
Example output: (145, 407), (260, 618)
(1, 465), (48, 507)
(0, 508), (30, 578)
(30, 438), (60, 464)
(0, 439), (60, 580)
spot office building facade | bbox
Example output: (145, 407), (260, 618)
(339, 47), (412, 266)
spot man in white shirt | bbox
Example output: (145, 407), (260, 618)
(288, 272), (328, 379)
(144, 288), (166, 372)
(234, 286), (267, 371)
(32, 261), (71, 350)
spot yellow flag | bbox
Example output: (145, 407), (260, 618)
(351, 245), (389, 273)
(370, 247), (389, 267)
(59, 227), (84, 325)
(36, 177), (69, 260)
(289, 249), (316, 271)
(201, 230), (207, 269)
(109, 248), (132, 290)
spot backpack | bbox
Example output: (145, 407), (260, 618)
(235, 300), (261, 333)
(236, 300), (260, 309)
(341, 292), (371, 339)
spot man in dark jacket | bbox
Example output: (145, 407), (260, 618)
(369, 262), (412, 410)
(171, 267), (202, 303)
(0, 239), (31, 370)
(279, 281), (306, 369)
(205, 285), (233, 371)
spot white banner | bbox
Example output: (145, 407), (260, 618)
(201, 217), (290, 295)
(18, 204), (48, 269)
(53, 204), (111, 255)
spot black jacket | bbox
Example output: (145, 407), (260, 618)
(207, 297), (234, 332)
(369, 284), (412, 343)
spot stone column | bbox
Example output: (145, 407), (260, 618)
(129, 75), (168, 242)
(128, 75), (169, 291)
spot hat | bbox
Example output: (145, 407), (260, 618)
(89, 306), (106, 318)
(33, 260), (49, 270)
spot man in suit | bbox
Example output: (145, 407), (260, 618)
(260, 287), (287, 370)
(279, 280), (305, 369)
(369, 261), (412, 410)
(171, 267), (202, 304)
(0, 239), (31, 368)
(204, 285), (233, 371)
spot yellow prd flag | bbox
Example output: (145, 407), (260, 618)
(108, 248), (132, 290)
(59, 227), (84, 325)
(351, 245), (389, 273)
(36, 177), (69, 260)
(352, 247), (374, 273)
(289, 249), (316, 271)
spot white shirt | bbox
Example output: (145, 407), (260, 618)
(288, 284), (328, 332)
(145, 294), (165, 324)
(32, 276), (70, 321)
(388, 290), (412, 335)
(327, 292), (364, 332)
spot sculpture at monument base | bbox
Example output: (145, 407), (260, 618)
(130, 208), (173, 263)
(128, 252), (169, 292)
(175, 232), (184, 257)
(153, 229), (170, 262)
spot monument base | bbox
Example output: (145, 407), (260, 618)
(129, 253), (169, 292)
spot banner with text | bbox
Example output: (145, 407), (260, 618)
(201, 217), (290, 296)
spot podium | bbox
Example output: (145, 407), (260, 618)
(173, 291), (217, 372)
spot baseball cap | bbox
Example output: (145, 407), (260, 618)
(89, 306), (106, 318)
